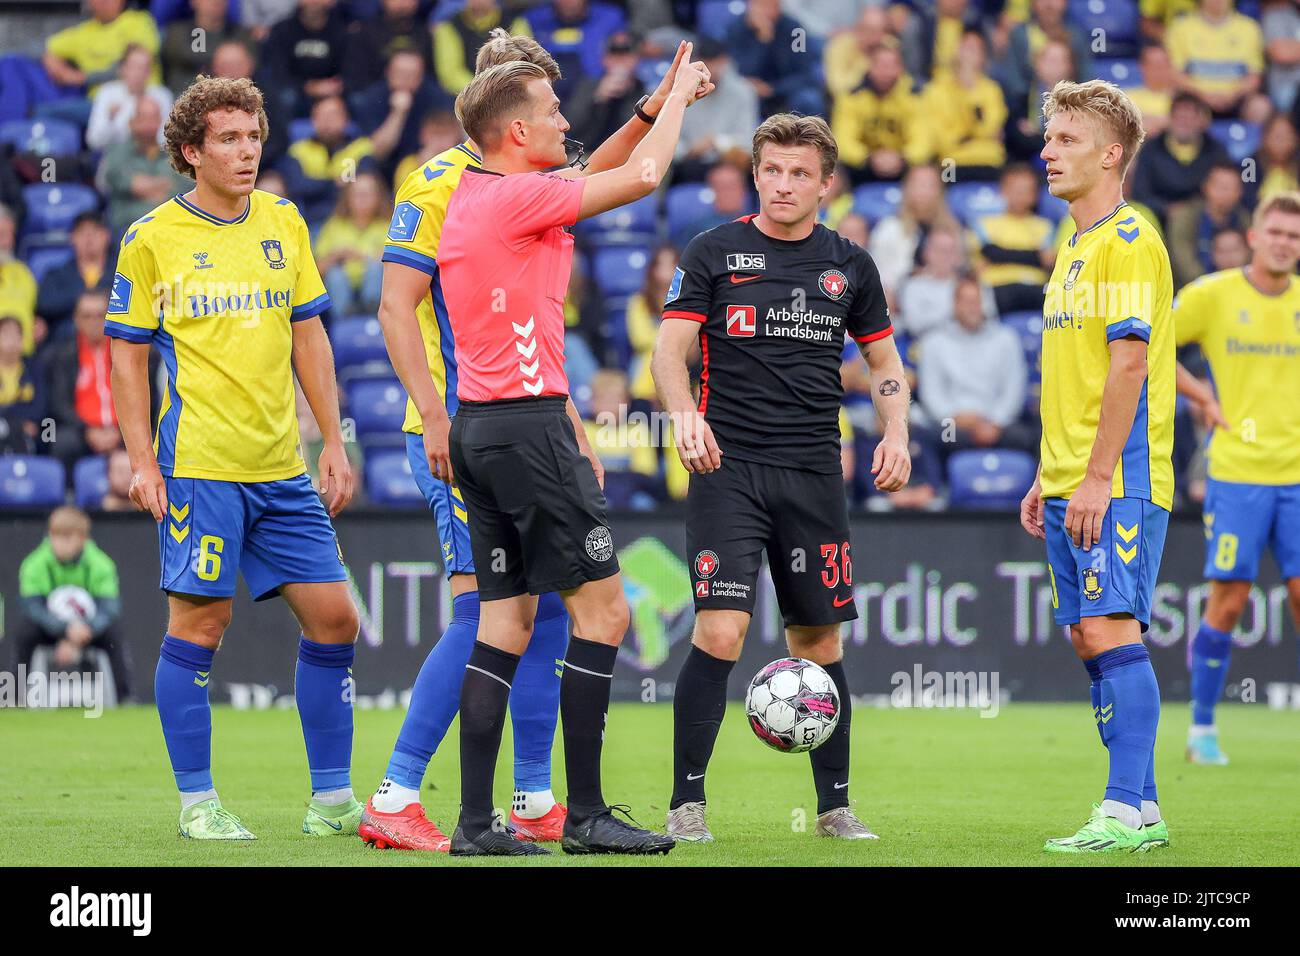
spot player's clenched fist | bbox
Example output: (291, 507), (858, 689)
(129, 461), (168, 523)
(672, 409), (722, 473)
(1019, 476), (1046, 540)
(871, 431), (911, 492)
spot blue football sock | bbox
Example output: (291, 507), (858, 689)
(384, 590), (480, 791)
(1085, 657), (1104, 747)
(509, 592), (568, 793)
(155, 635), (215, 794)
(1092, 644), (1160, 811)
(1189, 620), (1232, 727)
(296, 636), (355, 794)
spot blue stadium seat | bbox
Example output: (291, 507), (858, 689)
(0, 455), (65, 508)
(947, 450), (1038, 510)
(1038, 183), (1069, 223)
(1068, 0), (1139, 56)
(25, 243), (74, 284)
(665, 182), (717, 241)
(346, 379), (408, 439)
(947, 181), (1006, 227)
(0, 56), (66, 124)
(0, 118), (82, 157)
(575, 191), (658, 245)
(1002, 310), (1043, 355)
(151, 0), (245, 26)
(1209, 120), (1260, 165)
(331, 316), (389, 370)
(591, 245), (652, 298)
(852, 182), (903, 223)
(1091, 57), (1141, 88)
(698, 0), (747, 41)
(20, 183), (100, 236)
(364, 449), (427, 507)
(73, 455), (108, 510)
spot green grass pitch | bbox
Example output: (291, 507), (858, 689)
(2, 702), (1297, 866)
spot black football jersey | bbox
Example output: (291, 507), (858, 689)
(662, 215), (892, 473)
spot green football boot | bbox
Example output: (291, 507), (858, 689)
(1042, 804), (1149, 853)
(303, 797), (364, 836)
(179, 799), (256, 840)
(1142, 818), (1170, 850)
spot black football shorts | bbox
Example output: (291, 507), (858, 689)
(687, 457), (857, 627)
(449, 396), (620, 600)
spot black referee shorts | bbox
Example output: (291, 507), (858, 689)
(449, 395), (620, 601)
(687, 458), (857, 627)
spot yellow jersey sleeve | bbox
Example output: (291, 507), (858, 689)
(1102, 234), (1166, 345)
(104, 222), (160, 343)
(289, 205), (330, 321)
(382, 170), (451, 277)
(1172, 275), (1214, 347)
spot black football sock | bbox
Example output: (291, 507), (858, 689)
(670, 645), (735, 810)
(458, 641), (519, 831)
(810, 659), (852, 815)
(560, 635), (619, 814)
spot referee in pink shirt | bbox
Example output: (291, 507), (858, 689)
(430, 53), (711, 856)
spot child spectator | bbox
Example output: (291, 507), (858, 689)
(15, 506), (133, 703)
(315, 171), (390, 318)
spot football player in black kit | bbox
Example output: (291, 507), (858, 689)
(651, 114), (912, 842)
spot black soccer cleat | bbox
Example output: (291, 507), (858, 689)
(562, 805), (676, 856)
(450, 820), (552, 857)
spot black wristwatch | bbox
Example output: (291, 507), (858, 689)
(634, 94), (656, 124)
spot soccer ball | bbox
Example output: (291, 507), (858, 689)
(745, 658), (839, 753)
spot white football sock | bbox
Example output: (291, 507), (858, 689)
(1141, 800), (1161, 826)
(1188, 724), (1217, 738)
(1101, 799), (1142, 830)
(181, 788), (218, 811)
(312, 787), (354, 807)
(372, 778), (420, 813)
(512, 788), (556, 819)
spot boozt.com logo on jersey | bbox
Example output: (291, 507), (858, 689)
(726, 253), (765, 271)
(184, 285), (293, 318)
(726, 304), (756, 337)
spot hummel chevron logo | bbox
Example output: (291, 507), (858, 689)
(519, 358), (540, 377)
(169, 523), (189, 544)
(511, 317), (535, 337)
(1116, 543), (1137, 565)
(522, 377), (545, 395)
(194, 671), (209, 688)
(169, 502), (189, 522)
(1115, 522), (1138, 543)
(516, 338), (537, 358)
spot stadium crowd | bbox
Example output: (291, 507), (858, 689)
(1, 0), (1298, 512)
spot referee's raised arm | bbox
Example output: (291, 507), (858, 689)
(574, 49), (710, 221)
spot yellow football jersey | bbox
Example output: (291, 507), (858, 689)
(1174, 268), (1300, 485)
(1165, 12), (1264, 96)
(1040, 202), (1176, 510)
(380, 141), (482, 433)
(105, 190), (329, 482)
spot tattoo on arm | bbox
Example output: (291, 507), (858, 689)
(879, 379), (901, 396)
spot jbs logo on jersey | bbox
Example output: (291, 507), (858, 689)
(726, 304), (756, 337)
(819, 269), (848, 300)
(726, 253), (765, 271)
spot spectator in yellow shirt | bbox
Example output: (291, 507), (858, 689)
(831, 42), (925, 183)
(1140, 0), (1199, 43)
(314, 171), (390, 319)
(626, 245), (679, 404)
(823, 5), (893, 98)
(974, 164), (1055, 314)
(1167, 0), (1267, 117)
(1257, 113), (1300, 201)
(0, 206), (38, 356)
(42, 0), (160, 93)
(583, 369), (662, 508)
(433, 1), (532, 97)
(914, 29), (1008, 177)
(1128, 43), (1177, 137)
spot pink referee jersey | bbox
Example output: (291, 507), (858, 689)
(438, 167), (586, 402)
